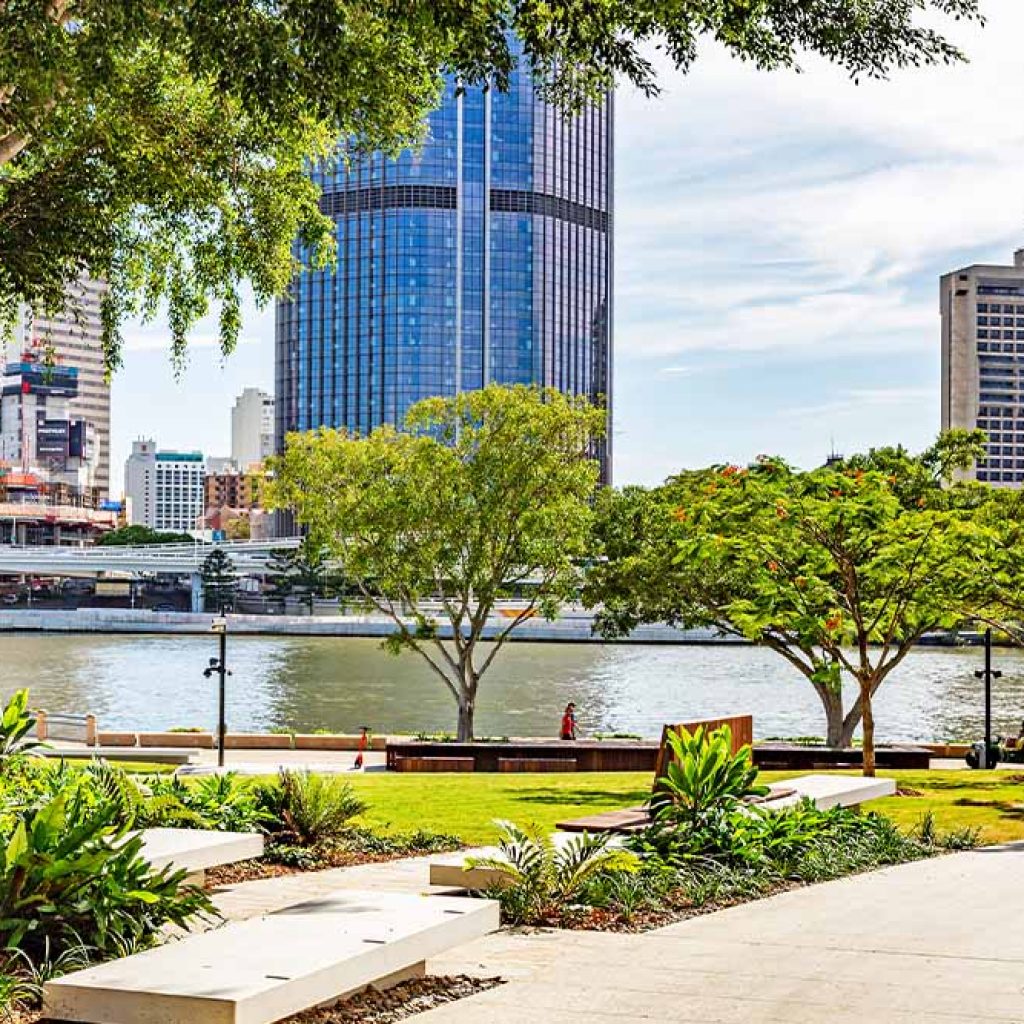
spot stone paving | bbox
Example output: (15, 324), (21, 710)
(208, 840), (1024, 1023)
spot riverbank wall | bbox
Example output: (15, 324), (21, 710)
(0, 607), (738, 643)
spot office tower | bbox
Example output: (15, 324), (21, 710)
(14, 277), (113, 498)
(941, 249), (1024, 486)
(124, 439), (204, 532)
(275, 44), (613, 478)
(231, 387), (275, 471)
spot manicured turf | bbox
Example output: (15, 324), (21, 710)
(341, 769), (1024, 846)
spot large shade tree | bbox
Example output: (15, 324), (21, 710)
(586, 432), (1024, 776)
(269, 385), (605, 740)
(2, 1), (981, 370)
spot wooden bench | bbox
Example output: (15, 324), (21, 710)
(393, 756), (475, 773)
(497, 757), (576, 772)
(44, 889), (499, 1024)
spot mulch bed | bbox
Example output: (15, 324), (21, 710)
(281, 975), (504, 1022)
(207, 843), (464, 887)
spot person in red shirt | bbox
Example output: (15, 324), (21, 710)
(560, 702), (577, 741)
(353, 726), (370, 769)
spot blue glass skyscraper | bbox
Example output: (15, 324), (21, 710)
(275, 52), (613, 478)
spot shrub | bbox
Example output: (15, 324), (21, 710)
(0, 788), (213, 963)
(263, 770), (367, 846)
(0, 690), (39, 759)
(651, 724), (767, 823)
(466, 820), (639, 925)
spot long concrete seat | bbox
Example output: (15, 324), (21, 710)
(433, 774), (897, 889)
(44, 889), (499, 1024)
(139, 827), (264, 881)
(37, 744), (200, 765)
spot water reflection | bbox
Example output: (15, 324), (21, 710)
(2, 633), (1022, 743)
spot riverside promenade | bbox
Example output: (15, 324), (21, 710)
(208, 841), (1024, 1022)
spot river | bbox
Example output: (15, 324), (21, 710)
(5, 633), (1024, 743)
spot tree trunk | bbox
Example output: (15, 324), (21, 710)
(860, 679), (876, 777)
(456, 698), (475, 742)
(811, 680), (847, 747)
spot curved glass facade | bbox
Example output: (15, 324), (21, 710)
(276, 50), (613, 478)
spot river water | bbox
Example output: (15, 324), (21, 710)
(5, 633), (1024, 743)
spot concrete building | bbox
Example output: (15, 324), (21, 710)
(941, 249), (1024, 486)
(204, 469), (261, 511)
(15, 278), (113, 498)
(231, 388), (274, 471)
(276, 37), (613, 480)
(124, 440), (204, 532)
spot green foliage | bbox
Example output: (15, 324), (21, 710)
(467, 820), (639, 925)
(199, 548), (238, 611)
(0, 788), (213, 962)
(652, 725), (767, 823)
(270, 385), (605, 740)
(587, 431), (1024, 772)
(1, 3), (980, 369)
(265, 537), (341, 612)
(0, 690), (39, 759)
(97, 526), (196, 547)
(264, 770), (368, 847)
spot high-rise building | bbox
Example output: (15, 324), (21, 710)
(14, 278), (113, 498)
(275, 45), (613, 478)
(231, 387), (274, 471)
(124, 440), (204, 532)
(941, 249), (1024, 487)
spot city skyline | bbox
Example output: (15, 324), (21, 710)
(108, 0), (1023, 494)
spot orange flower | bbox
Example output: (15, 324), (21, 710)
(767, 560), (779, 572)
(673, 507), (687, 521)
(825, 613), (842, 631)
(775, 503), (788, 519)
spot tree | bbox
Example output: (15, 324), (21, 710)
(2, 1), (981, 370)
(265, 537), (336, 615)
(98, 525), (195, 546)
(586, 432), (1024, 776)
(269, 384), (605, 740)
(199, 549), (238, 613)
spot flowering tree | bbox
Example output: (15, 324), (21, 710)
(587, 432), (1024, 775)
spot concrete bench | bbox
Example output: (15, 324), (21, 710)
(139, 827), (265, 884)
(36, 745), (200, 765)
(497, 757), (576, 772)
(555, 773), (896, 833)
(36, 710), (97, 745)
(430, 830), (626, 891)
(44, 889), (499, 1024)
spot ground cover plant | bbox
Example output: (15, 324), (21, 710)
(463, 726), (981, 931)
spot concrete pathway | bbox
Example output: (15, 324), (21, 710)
(419, 843), (1024, 1023)
(207, 842), (1024, 1022)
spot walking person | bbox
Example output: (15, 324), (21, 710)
(560, 702), (577, 741)
(353, 725), (370, 770)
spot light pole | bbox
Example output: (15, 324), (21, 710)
(204, 606), (232, 768)
(973, 627), (1002, 768)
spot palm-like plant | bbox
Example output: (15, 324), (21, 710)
(466, 820), (639, 924)
(271, 770), (367, 846)
(652, 724), (767, 822)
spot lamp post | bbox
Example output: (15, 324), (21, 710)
(973, 627), (1002, 768)
(204, 606), (232, 768)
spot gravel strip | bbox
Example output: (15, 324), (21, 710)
(282, 975), (505, 1023)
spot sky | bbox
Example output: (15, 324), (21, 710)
(109, 0), (1024, 492)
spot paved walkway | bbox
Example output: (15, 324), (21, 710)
(206, 840), (1024, 1022)
(420, 843), (1024, 1023)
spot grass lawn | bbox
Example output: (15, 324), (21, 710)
(341, 769), (1024, 846)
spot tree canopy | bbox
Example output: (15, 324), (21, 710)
(1, 0), (982, 371)
(585, 432), (1024, 775)
(97, 525), (196, 546)
(269, 384), (605, 740)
